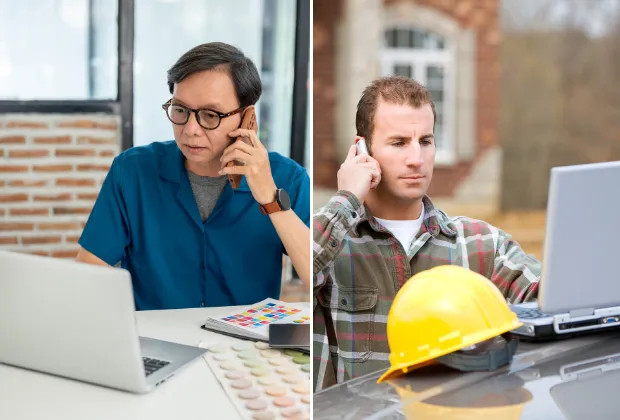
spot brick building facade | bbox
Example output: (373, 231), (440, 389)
(0, 115), (120, 258)
(314, 0), (501, 203)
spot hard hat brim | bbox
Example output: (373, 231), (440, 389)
(376, 319), (523, 384)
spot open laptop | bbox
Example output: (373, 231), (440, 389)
(510, 160), (620, 340)
(0, 250), (206, 393)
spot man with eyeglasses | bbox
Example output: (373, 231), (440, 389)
(75, 42), (310, 311)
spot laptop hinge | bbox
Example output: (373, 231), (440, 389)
(569, 308), (595, 318)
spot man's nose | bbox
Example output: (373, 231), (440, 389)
(183, 112), (203, 136)
(404, 142), (424, 166)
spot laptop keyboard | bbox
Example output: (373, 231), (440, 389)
(512, 306), (552, 319)
(142, 357), (170, 377)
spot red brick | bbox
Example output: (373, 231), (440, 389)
(22, 236), (62, 245)
(0, 193), (28, 203)
(0, 180), (4, 187)
(0, 208), (4, 216)
(22, 250), (50, 256)
(33, 136), (72, 145)
(77, 136), (116, 145)
(10, 208), (49, 216)
(33, 193), (71, 202)
(58, 120), (117, 130)
(0, 136), (26, 144)
(8, 180), (48, 187)
(8, 149), (50, 158)
(5, 121), (47, 129)
(55, 148), (96, 157)
(66, 235), (81, 243)
(55, 178), (96, 187)
(76, 164), (110, 172)
(0, 165), (28, 173)
(0, 236), (18, 245)
(0, 149), (3, 157)
(51, 249), (80, 258)
(0, 223), (34, 231)
(99, 150), (117, 157)
(33, 164), (73, 172)
(53, 207), (92, 215)
(38, 222), (81, 231)
(76, 193), (99, 200)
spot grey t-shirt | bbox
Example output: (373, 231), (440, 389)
(187, 171), (229, 222)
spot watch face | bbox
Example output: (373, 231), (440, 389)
(277, 189), (291, 210)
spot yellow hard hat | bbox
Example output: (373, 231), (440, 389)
(391, 373), (533, 420)
(377, 265), (523, 383)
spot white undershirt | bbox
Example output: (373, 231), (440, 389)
(374, 207), (425, 253)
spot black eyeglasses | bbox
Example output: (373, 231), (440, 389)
(162, 100), (245, 130)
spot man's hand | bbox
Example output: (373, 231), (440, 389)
(337, 144), (381, 204)
(220, 129), (278, 205)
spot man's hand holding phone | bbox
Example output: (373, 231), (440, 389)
(337, 137), (381, 204)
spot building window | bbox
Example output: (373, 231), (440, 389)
(380, 26), (455, 164)
(0, 0), (118, 101)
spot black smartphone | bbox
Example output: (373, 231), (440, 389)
(268, 323), (310, 349)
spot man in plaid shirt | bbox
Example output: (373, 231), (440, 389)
(313, 76), (541, 392)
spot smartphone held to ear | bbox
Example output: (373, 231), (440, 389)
(356, 137), (369, 156)
(228, 106), (258, 189)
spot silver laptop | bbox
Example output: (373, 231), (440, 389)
(510, 160), (620, 340)
(0, 250), (206, 393)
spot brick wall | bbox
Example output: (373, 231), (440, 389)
(0, 114), (120, 258)
(313, 0), (500, 197)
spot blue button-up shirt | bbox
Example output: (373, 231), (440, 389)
(79, 141), (310, 310)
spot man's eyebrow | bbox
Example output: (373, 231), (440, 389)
(420, 133), (435, 140)
(171, 98), (223, 109)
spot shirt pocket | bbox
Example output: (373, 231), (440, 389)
(319, 285), (378, 362)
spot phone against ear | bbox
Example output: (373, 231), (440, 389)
(227, 106), (258, 189)
(356, 137), (369, 156)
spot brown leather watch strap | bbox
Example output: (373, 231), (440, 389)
(259, 200), (282, 215)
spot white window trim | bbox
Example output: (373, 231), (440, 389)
(381, 3), (477, 167)
(380, 46), (456, 166)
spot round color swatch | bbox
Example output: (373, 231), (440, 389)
(224, 370), (246, 380)
(281, 407), (304, 418)
(230, 379), (253, 389)
(232, 342), (253, 352)
(268, 357), (288, 366)
(273, 396), (295, 408)
(243, 360), (263, 368)
(250, 367), (270, 377)
(293, 384), (310, 394)
(265, 386), (286, 396)
(293, 355), (310, 365)
(208, 344), (227, 353)
(246, 400), (268, 411)
(238, 389), (261, 399)
(254, 341), (270, 350)
(282, 375), (304, 384)
(257, 377), (277, 386)
(252, 411), (275, 420)
(301, 395), (310, 404)
(219, 361), (238, 371)
(237, 350), (259, 360)
(260, 349), (281, 358)
(212, 354), (231, 361)
(300, 364), (310, 372)
(276, 366), (296, 375)
(284, 349), (303, 357)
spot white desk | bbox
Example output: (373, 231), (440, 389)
(0, 303), (308, 420)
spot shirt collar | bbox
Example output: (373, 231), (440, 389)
(354, 196), (457, 238)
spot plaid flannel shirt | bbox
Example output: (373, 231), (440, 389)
(312, 191), (541, 392)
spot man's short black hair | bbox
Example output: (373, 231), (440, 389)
(167, 42), (262, 107)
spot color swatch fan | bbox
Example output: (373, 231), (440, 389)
(202, 299), (310, 351)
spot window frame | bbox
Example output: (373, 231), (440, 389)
(0, 0), (309, 166)
(380, 26), (456, 165)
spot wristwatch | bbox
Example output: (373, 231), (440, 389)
(259, 189), (291, 215)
